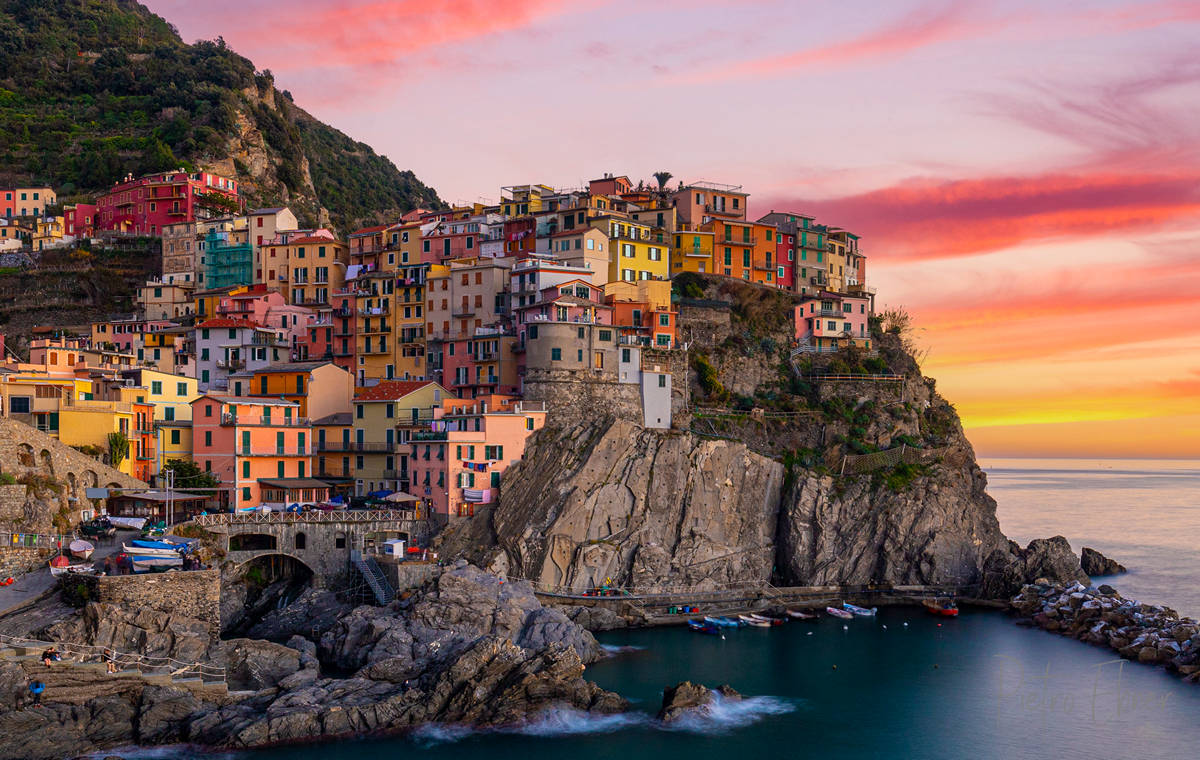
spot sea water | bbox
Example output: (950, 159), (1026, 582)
(129, 459), (1200, 760)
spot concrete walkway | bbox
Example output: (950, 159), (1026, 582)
(0, 531), (130, 617)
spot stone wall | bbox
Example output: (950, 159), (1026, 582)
(0, 417), (146, 530)
(0, 547), (51, 579)
(523, 368), (643, 424)
(89, 569), (221, 637)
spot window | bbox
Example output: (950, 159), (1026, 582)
(658, 374), (667, 387)
(242, 487), (251, 501)
(170, 429), (180, 445)
(659, 314), (670, 327)
(551, 347), (562, 361)
(164, 406), (175, 421)
(204, 404), (213, 417)
(621, 348), (630, 363)
(9, 396), (31, 414)
(599, 329), (612, 342)
(356, 404), (364, 419)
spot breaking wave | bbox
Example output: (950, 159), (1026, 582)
(599, 643), (647, 656)
(663, 693), (796, 733)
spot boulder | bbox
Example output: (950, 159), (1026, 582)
(220, 639), (305, 691)
(657, 681), (741, 722)
(1081, 547), (1126, 577)
(245, 589), (351, 641)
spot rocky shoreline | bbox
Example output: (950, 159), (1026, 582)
(1011, 581), (1200, 682)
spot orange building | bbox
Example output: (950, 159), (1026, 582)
(701, 219), (778, 286)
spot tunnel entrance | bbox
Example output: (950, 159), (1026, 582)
(223, 553), (316, 638)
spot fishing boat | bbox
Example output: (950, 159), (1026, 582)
(924, 598), (959, 617)
(687, 620), (722, 635)
(48, 555), (70, 571)
(131, 555), (184, 573)
(130, 539), (183, 551)
(749, 613), (786, 626)
(122, 544), (182, 558)
(68, 539), (94, 561)
(843, 602), (878, 617)
(826, 606), (854, 620)
(786, 608), (819, 621)
(738, 614), (772, 628)
(50, 563), (95, 577)
(704, 616), (741, 628)
(105, 516), (146, 531)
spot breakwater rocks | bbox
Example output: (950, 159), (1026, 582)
(1081, 547), (1126, 576)
(1011, 582), (1199, 681)
(658, 681), (742, 721)
(0, 562), (625, 759)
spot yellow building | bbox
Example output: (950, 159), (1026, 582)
(591, 215), (670, 283)
(394, 262), (428, 380)
(31, 216), (65, 251)
(604, 279), (673, 311)
(501, 185), (556, 217)
(138, 280), (194, 320)
(353, 271), (395, 382)
(671, 230), (716, 275)
(194, 284), (249, 321)
(58, 390), (156, 481)
(0, 371), (79, 434)
(122, 368), (198, 423)
(631, 205), (678, 243)
(158, 420), (194, 469)
(139, 329), (189, 375)
(351, 380), (453, 497)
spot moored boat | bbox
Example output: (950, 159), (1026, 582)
(704, 616), (741, 627)
(786, 608), (819, 621)
(50, 563), (95, 577)
(924, 598), (959, 617)
(131, 555), (184, 573)
(739, 614), (772, 628)
(687, 619), (722, 635)
(122, 544), (182, 558)
(69, 539), (94, 560)
(749, 613), (786, 626)
(826, 606), (854, 619)
(843, 602), (877, 617)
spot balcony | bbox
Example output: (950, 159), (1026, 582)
(358, 305), (390, 316)
(359, 324), (392, 335)
(359, 344), (390, 355)
(451, 307), (476, 318)
(216, 358), (244, 370)
(315, 441), (397, 453)
(220, 414), (310, 427)
(411, 430), (447, 442)
(333, 348), (354, 357)
(333, 307), (354, 318)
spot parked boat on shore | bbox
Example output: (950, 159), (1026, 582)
(739, 614), (772, 628)
(786, 608), (819, 621)
(69, 540), (94, 560)
(50, 563), (95, 577)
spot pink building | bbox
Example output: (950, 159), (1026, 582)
(408, 394), (547, 519)
(794, 292), (872, 352)
(513, 280), (614, 346)
(216, 287), (315, 348)
(191, 395), (321, 512)
(421, 215), (482, 264)
(96, 171), (241, 236)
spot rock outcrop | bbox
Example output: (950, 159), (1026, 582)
(0, 563), (623, 757)
(1012, 582), (1199, 680)
(657, 681), (741, 721)
(1081, 547), (1127, 576)
(41, 602), (213, 663)
(447, 419), (784, 593)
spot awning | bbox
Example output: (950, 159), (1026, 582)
(257, 478), (332, 490)
(383, 492), (419, 503)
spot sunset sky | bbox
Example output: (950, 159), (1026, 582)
(148, 0), (1200, 458)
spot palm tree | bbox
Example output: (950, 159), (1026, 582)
(653, 171), (673, 193)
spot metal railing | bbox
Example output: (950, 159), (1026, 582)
(193, 509), (421, 526)
(0, 633), (225, 681)
(1, 533), (72, 549)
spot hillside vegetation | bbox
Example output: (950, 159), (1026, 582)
(0, 0), (442, 231)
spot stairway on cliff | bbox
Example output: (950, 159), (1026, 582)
(350, 552), (394, 605)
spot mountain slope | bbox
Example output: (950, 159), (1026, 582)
(0, 0), (442, 231)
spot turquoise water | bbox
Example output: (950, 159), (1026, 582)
(131, 459), (1200, 759)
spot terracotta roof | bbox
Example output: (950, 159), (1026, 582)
(349, 225), (390, 236)
(290, 236), (341, 245)
(354, 380), (439, 401)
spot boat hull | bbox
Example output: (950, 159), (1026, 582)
(826, 607), (854, 619)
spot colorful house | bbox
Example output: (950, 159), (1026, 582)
(191, 395), (318, 511)
(701, 219), (778, 286)
(671, 229), (716, 275)
(235, 361), (353, 421)
(409, 394), (546, 519)
(794, 293), (873, 352)
(591, 216), (670, 283)
(350, 380), (452, 498)
(95, 171), (240, 236)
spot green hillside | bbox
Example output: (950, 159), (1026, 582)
(0, 0), (442, 231)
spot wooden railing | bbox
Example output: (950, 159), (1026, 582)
(192, 509), (421, 526)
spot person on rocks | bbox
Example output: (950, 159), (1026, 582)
(28, 680), (44, 707)
(104, 648), (117, 674)
(41, 647), (60, 667)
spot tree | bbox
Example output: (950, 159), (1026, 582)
(161, 458), (219, 489)
(107, 431), (129, 466)
(653, 171), (673, 193)
(195, 190), (241, 217)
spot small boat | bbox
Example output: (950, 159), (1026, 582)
(749, 613), (786, 626)
(843, 602), (877, 617)
(48, 555), (70, 570)
(130, 539), (182, 551)
(50, 563), (95, 577)
(131, 556), (184, 572)
(687, 620), (722, 635)
(122, 544), (182, 558)
(105, 516), (146, 530)
(69, 539), (94, 561)
(739, 614), (772, 628)
(924, 598), (959, 617)
(786, 608), (819, 621)
(826, 606), (854, 620)
(704, 616), (741, 628)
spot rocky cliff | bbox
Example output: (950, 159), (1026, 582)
(441, 276), (1087, 599)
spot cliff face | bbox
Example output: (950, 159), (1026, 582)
(444, 278), (1086, 599)
(473, 420), (783, 593)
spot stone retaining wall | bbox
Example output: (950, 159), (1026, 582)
(0, 547), (50, 578)
(86, 569), (221, 638)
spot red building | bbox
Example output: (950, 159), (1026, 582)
(95, 171), (241, 236)
(421, 216), (481, 264)
(774, 227), (794, 293)
(63, 203), (97, 238)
